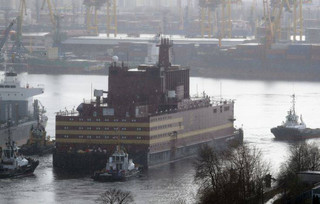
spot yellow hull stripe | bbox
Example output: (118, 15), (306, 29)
(150, 126), (183, 136)
(56, 121), (150, 128)
(56, 123), (233, 145)
(56, 126), (184, 137)
(149, 118), (183, 128)
(150, 123), (233, 145)
(56, 138), (149, 145)
(56, 117), (183, 128)
(56, 130), (149, 136)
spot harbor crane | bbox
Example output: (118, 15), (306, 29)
(291, 0), (304, 41)
(199, 0), (236, 38)
(177, 0), (191, 31)
(83, 0), (117, 37)
(199, 0), (221, 38)
(41, 0), (56, 28)
(0, 20), (15, 53)
(263, 0), (292, 48)
(11, 0), (29, 57)
(84, 0), (119, 36)
(83, 0), (100, 35)
(106, 0), (117, 37)
(41, 0), (64, 50)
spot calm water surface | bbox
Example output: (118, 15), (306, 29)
(1, 74), (320, 203)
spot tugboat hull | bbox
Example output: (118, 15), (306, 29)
(0, 159), (39, 179)
(92, 169), (140, 182)
(271, 127), (320, 140)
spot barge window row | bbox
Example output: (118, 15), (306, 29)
(61, 126), (147, 131)
(150, 115), (172, 122)
(59, 135), (148, 140)
(73, 118), (139, 122)
(151, 133), (168, 139)
(150, 124), (173, 131)
(150, 141), (171, 148)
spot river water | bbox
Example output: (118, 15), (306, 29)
(1, 73), (320, 203)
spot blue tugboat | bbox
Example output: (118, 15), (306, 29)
(0, 120), (39, 179)
(92, 146), (141, 182)
(271, 95), (320, 140)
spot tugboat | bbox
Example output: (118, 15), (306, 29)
(271, 94), (320, 140)
(19, 122), (54, 156)
(19, 101), (53, 156)
(92, 146), (141, 182)
(0, 120), (39, 179)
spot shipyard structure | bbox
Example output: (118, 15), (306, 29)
(53, 39), (243, 171)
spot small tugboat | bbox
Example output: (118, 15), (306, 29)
(92, 146), (141, 182)
(19, 122), (54, 156)
(271, 94), (320, 140)
(0, 120), (39, 179)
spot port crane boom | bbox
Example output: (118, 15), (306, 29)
(41, 0), (56, 28)
(11, 0), (29, 56)
(263, 0), (292, 48)
(0, 20), (15, 52)
(41, 0), (63, 49)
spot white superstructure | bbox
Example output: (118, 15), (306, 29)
(282, 94), (306, 130)
(0, 65), (46, 147)
(0, 69), (43, 101)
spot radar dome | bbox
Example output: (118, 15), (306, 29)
(112, 56), (119, 62)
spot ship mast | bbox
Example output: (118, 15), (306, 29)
(292, 94), (296, 115)
(6, 119), (13, 149)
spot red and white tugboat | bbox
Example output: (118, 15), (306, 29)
(0, 120), (39, 179)
(92, 146), (141, 182)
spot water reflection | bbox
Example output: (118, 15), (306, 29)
(1, 75), (320, 203)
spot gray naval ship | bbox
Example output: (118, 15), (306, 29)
(271, 94), (320, 140)
(0, 67), (46, 147)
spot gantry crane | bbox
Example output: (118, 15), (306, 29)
(83, 0), (104, 35)
(263, 0), (292, 48)
(199, 0), (220, 38)
(292, 0), (303, 41)
(0, 20), (15, 53)
(11, 0), (29, 57)
(249, 0), (257, 36)
(221, 0), (235, 38)
(177, 0), (192, 32)
(41, 0), (56, 28)
(199, 0), (236, 38)
(106, 0), (117, 37)
(83, 0), (117, 36)
(178, 0), (183, 30)
(41, 0), (64, 52)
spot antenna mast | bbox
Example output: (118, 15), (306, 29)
(292, 94), (296, 115)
